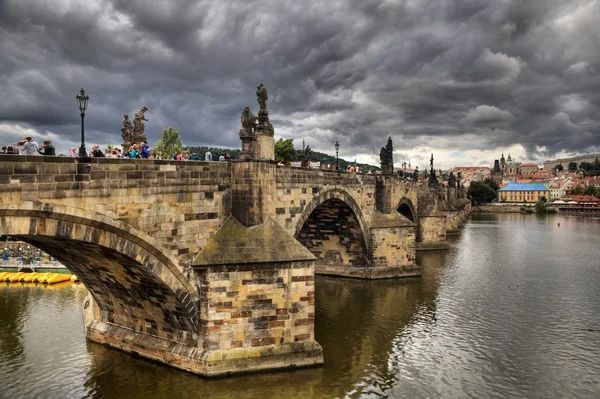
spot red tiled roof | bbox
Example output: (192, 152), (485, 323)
(564, 195), (600, 203)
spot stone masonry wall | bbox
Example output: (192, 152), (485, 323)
(419, 216), (447, 246)
(0, 156), (231, 270)
(370, 225), (419, 277)
(231, 161), (276, 227)
(389, 178), (425, 214)
(273, 167), (377, 236)
(443, 210), (461, 233)
(195, 260), (322, 374)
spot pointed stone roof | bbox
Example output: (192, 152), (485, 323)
(369, 210), (415, 228)
(192, 216), (316, 266)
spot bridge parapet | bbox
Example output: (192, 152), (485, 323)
(0, 156), (230, 268)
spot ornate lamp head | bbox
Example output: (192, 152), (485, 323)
(76, 88), (89, 114)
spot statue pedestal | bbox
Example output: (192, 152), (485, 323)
(253, 126), (274, 161)
(253, 110), (274, 161)
(239, 130), (253, 160)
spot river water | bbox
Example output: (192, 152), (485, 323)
(1, 213), (600, 399)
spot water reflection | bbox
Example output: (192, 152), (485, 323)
(2, 214), (600, 398)
(0, 283), (28, 366)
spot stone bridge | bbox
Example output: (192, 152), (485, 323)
(0, 155), (469, 377)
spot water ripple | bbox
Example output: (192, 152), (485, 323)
(2, 214), (600, 398)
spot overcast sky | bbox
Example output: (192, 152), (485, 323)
(1, 0), (599, 169)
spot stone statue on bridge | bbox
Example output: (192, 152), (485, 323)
(255, 83), (274, 137)
(256, 83), (268, 113)
(133, 106), (148, 143)
(240, 107), (256, 136)
(238, 84), (275, 160)
(121, 115), (133, 146)
(428, 153), (438, 185)
(379, 137), (394, 175)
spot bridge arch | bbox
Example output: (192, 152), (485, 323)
(397, 197), (420, 241)
(0, 203), (199, 343)
(294, 187), (370, 274)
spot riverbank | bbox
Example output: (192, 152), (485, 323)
(471, 205), (523, 213)
(472, 204), (599, 216)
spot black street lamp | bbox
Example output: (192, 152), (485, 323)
(76, 88), (89, 157)
(335, 141), (340, 170)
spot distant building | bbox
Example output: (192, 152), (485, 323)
(519, 163), (539, 175)
(493, 160), (501, 174)
(585, 176), (600, 188)
(559, 195), (600, 205)
(450, 166), (490, 187)
(543, 154), (600, 171)
(498, 152), (522, 175)
(498, 181), (550, 203)
(549, 182), (561, 200)
(558, 178), (574, 198)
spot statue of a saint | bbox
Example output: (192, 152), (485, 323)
(256, 84), (268, 112)
(428, 153), (438, 185)
(379, 137), (394, 174)
(133, 106), (148, 138)
(240, 107), (256, 136)
(121, 115), (133, 144)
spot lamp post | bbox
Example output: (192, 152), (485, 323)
(335, 141), (340, 171)
(76, 88), (90, 157)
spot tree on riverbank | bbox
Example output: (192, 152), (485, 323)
(468, 181), (497, 205)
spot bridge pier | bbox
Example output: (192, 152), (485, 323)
(368, 212), (420, 278)
(416, 215), (450, 251)
(192, 217), (324, 375)
(84, 215), (324, 377)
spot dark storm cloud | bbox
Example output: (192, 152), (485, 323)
(1, 0), (599, 162)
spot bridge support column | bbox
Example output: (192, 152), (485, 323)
(192, 216), (324, 376)
(364, 176), (420, 278)
(368, 212), (420, 278)
(442, 209), (461, 236)
(416, 215), (449, 250)
(231, 161), (277, 227)
(375, 175), (393, 214)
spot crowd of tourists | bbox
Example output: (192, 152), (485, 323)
(1, 137), (232, 162)
(1, 137), (56, 156)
